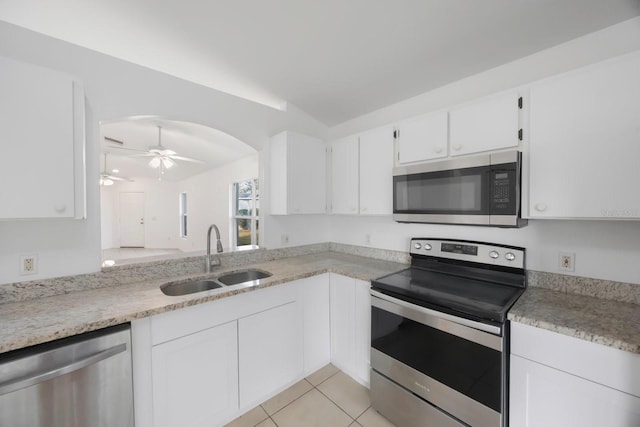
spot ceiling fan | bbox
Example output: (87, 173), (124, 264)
(100, 153), (133, 186)
(106, 126), (203, 178)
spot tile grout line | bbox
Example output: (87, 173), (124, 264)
(261, 379), (316, 420)
(313, 382), (357, 423)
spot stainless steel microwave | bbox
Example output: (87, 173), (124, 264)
(393, 150), (527, 227)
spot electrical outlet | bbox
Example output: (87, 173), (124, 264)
(19, 254), (38, 275)
(558, 252), (575, 272)
(281, 234), (289, 245)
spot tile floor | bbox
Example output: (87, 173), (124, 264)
(225, 364), (395, 427)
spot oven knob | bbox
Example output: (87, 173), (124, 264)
(505, 252), (516, 261)
(414, 243), (422, 250)
(424, 244), (432, 250)
(489, 251), (500, 259)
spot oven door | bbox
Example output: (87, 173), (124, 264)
(370, 290), (505, 427)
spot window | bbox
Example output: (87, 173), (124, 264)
(232, 179), (259, 247)
(179, 192), (188, 238)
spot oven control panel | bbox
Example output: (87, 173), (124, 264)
(411, 238), (525, 269)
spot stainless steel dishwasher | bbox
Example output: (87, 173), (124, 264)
(0, 323), (134, 427)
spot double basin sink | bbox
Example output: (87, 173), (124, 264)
(160, 269), (272, 296)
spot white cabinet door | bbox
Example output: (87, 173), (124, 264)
(330, 274), (355, 372)
(528, 51), (640, 219)
(331, 136), (359, 214)
(360, 127), (393, 215)
(396, 111), (448, 164)
(511, 355), (640, 427)
(238, 301), (303, 408)
(0, 56), (85, 219)
(449, 90), (520, 156)
(330, 274), (371, 386)
(270, 131), (326, 215)
(353, 279), (371, 384)
(152, 321), (239, 427)
(299, 274), (331, 375)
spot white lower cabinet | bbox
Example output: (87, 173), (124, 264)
(329, 273), (371, 386)
(152, 321), (239, 427)
(132, 274), (371, 426)
(300, 274), (331, 375)
(510, 322), (640, 427)
(239, 301), (303, 409)
(510, 355), (640, 427)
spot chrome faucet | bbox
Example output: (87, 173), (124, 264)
(205, 224), (223, 273)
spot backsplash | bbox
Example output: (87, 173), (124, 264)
(527, 270), (640, 305)
(1, 242), (637, 306)
(0, 243), (330, 304)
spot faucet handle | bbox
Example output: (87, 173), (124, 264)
(210, 254), (221, 267)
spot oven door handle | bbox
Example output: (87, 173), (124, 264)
(370, 290), (502, 351)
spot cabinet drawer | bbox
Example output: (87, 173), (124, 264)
(151, 281), (298, 345)
(511, 322), (640, 397)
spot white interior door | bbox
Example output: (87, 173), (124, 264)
(120, 192), (145, 247)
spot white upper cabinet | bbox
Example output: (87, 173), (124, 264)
(359, 126), (393, 215)
(330, 126), (393, 216)
(0, 56), (86, 220)
(395, 111), (448, 165)
(330, 136), (359, 214)
(269, 131), (326, 215)
(527, 51), (640, 219)
(449, 89), (520, 156)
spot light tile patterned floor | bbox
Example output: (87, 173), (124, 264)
(226, 364), (395, 427)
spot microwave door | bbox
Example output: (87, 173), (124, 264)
(393, 165), (492, 225)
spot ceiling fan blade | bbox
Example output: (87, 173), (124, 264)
(129, 153), (155, 157)
(171, 155), (205, 164)
(107, 145), (149, 154)
(101, 173), (130, 181)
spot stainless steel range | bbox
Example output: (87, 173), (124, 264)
(370, 238), (526, 427)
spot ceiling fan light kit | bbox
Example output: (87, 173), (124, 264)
(100, 153), (133, 186)
(103, 123), (205, 181)
(100, 177), (114, 186)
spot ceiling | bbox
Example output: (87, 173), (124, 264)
(101, 118), (256, 182)
(1, 1), (639, 126)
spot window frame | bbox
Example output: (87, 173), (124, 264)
(231, 178), (259, 248)
(179, 192), (188, 238)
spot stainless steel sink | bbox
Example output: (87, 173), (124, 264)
(160, 279), (223, 296)
(216, 269), (272, 286)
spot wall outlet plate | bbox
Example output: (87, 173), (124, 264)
(558, 252), (575, 272)
(19, 254), (38, 275)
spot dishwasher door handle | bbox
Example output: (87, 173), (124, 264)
(0, 343), (127, 396)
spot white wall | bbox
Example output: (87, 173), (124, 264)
(176, 154), (259, 252)
(100, 179), (179, 250)
(327, 18), (640, 285)
(0, 21), (327, 285)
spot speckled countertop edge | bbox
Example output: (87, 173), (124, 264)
(508, 287), (640, 354)
(0, 251), (407, 354)
(2, 244), (639, 356)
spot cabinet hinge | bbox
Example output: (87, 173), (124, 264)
(518, 97), (523, 109)
(518, 129), (523, 141)
(393, 130), (399, 139)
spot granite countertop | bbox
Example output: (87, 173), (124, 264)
(0, 251), (406, 354)
(2, 244), (639, 356)
(508, 287), (640, 354)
